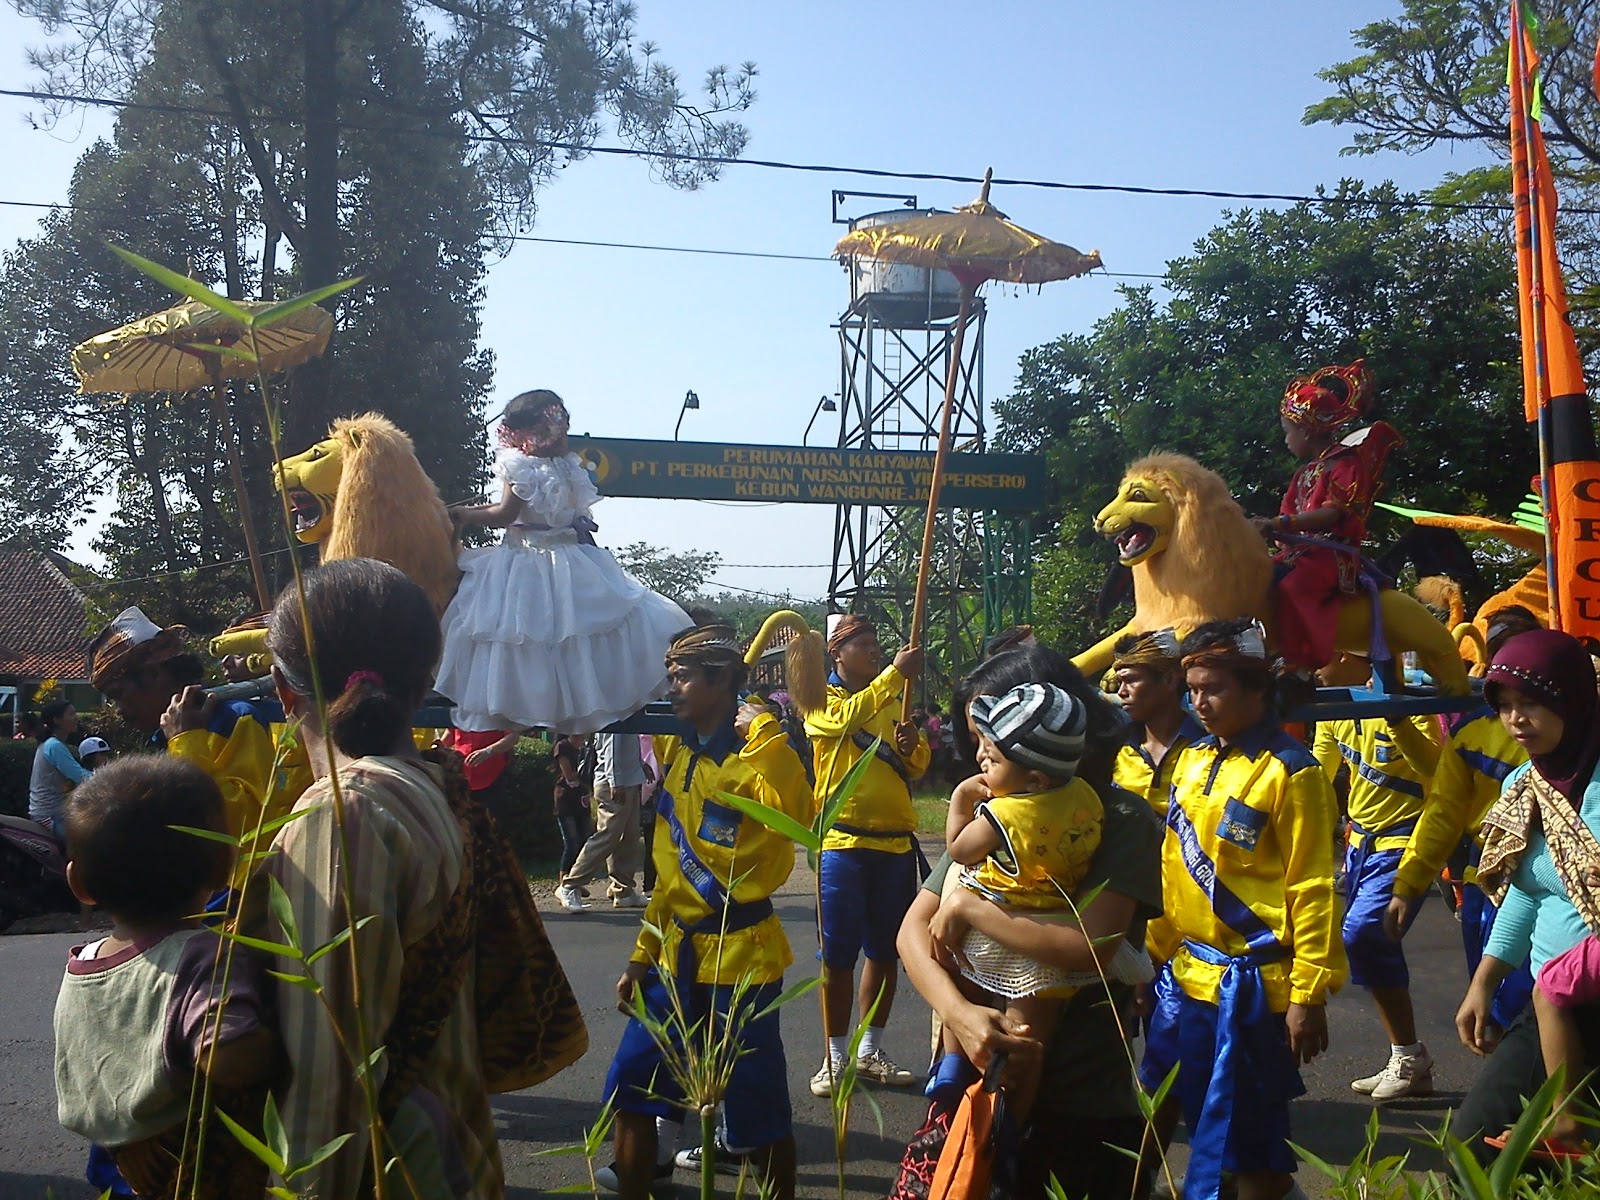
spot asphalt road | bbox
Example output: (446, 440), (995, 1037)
(0, 857), (1484, 1199)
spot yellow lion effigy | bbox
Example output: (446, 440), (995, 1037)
(210, 413), (459, 665)
(1074, 453), (1471, 695)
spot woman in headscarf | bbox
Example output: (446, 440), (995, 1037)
(1456, 629), (1600, 1157)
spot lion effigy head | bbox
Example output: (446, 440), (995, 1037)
(277, 436), (343, 545)
(274, 413), (460, 617)
(1094, 453), (1272, 634)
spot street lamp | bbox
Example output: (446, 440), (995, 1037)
(803, 394), (837, 446)
(674, 389), (700, 441)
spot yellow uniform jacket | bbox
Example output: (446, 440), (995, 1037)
(636, 710), (814, 985)
(1312, 715), (1437, 847)
(166, 703), (307, 892)
(805, 667), (930, 854)
(1110, 713), (1204, 816)
(1154, 718), (1347, 1011)
(1394, 706), (1527, 901)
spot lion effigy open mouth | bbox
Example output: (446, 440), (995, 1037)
(1112, 523), (1156, 562)
(287, 490), (324, 533)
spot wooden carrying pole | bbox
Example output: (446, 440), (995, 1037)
(902, 284), (974, 720)
(209, 363), (272, 611)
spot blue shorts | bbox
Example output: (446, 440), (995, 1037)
(1138, 967), (1302, 1178)
(603, 972), (791, 1152)
(817, 847), (917, 968)
(1342, 844), (1414, 989)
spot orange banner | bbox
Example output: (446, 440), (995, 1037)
(1510, 0), (1600, 638)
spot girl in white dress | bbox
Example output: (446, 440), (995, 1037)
(436, 390), (690, 733)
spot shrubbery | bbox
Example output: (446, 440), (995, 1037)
(0, 729), (564, 870)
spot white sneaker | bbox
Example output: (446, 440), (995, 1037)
(556, 885), (589, 913)
(593, 1161), (673, 1194)
(856, 1049), (917, 1086)
(1350, 1054), (1396, 1095)
(809, 1057), (844, 1097)
(612, 889), (647, 909)
(1367, 1046), (1434, 1102)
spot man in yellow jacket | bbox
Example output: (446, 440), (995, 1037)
(88, 607), (305, 895)
(1141, 619), (1345, 1200)
(803, 615), (928, 1097)
(604, 624), (813, 1200)
(1108, 628), (1202, 817)
(1312, 709), (1439, 1102)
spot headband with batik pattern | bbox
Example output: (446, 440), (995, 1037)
(827, 614), (875, 655)
(1112, 628), (1182, 671)
(665, 623), (744, 672)
(1180, 621), (1270, 673)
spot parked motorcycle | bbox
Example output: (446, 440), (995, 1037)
(0, 814), (75, 932)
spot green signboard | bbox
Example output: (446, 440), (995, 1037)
(568, 437), (1046, 513)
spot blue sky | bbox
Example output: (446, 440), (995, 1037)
(0, 2), (1496, 602)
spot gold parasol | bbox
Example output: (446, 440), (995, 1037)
(834, 168), (1101, 713)
(73, 300), (335, 609)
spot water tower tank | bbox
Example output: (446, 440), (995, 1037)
(845, 208), (963, 325)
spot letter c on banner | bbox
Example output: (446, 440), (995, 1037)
(1576, 477), (1600, 504)
(1579, 558), (1600, 583)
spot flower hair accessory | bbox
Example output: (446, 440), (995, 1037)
(345, 670), (385, 692)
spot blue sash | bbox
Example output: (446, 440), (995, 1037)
(1166, 800), (1290, 1200)
(655, 749), (776, 984)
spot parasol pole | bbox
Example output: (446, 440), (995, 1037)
(903, 282), (974, 720)
(208, 360), (272, 610)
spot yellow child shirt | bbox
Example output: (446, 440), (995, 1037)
(167, 704), (308, 892)
(1110, 714), (1204, 817)
(806, 666), (931, 854)
(963, 779), (1103, 910)
(635, 710), (814, 985)
(1312, 715), (1437, 845)
(1394, 706), (1526, 901)
(1156, 719), (1347, 1012)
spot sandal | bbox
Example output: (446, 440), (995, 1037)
(1483, 1132), (1593, 1161)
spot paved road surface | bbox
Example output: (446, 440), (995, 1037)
(0, 857), (1483, 1199)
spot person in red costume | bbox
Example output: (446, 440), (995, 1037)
(1252, 359), (1399, 675)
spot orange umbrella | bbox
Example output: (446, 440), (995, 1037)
(834, 169), (1101, 712)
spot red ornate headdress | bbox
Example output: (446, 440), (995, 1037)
(1280, 358), (1374, 433)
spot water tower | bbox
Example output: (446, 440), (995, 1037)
(824, 192), (1032, 686)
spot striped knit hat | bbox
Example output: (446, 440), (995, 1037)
(970, 682), (1088, 781)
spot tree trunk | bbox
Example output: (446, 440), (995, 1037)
(124, 402), (182, 572)
(291, 0), (341, 450)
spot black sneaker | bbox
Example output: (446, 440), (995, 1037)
(674, 1141), (746, 1177)
(593, 1161), (674, 1194)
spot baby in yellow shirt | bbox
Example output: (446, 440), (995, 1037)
(945, 681), (1103, 1117)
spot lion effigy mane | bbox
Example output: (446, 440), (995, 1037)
(1105, 452), (1270, 635)
(302, 412), (460, 616)
(209, 413), (460, 667)
(1074, 451), (1469, 694)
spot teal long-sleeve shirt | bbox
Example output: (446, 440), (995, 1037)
(1483, 762), (1600, 976)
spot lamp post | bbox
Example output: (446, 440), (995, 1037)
(803, 394), (838, 446)
(674, 389), (700, 441)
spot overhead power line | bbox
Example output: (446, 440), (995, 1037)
(0, 84), (1564, 217)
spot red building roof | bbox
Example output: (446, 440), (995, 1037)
(0, 549), (90, 682)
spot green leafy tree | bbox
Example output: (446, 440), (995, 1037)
(614, 542), (722, 607)
(1304, 0), (1600, 305)
(13, 0), (756, 440)
(997, 182), (1528, 655)
(3, 0), (754, 628)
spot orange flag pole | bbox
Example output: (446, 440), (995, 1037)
(1509, 0), (1563, 629)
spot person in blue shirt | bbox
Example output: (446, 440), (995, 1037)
(28, 700), (90, 842)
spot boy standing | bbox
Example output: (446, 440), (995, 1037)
(602, 625), (813, 1200)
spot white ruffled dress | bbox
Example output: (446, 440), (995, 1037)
(435, 450), (690, 734)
